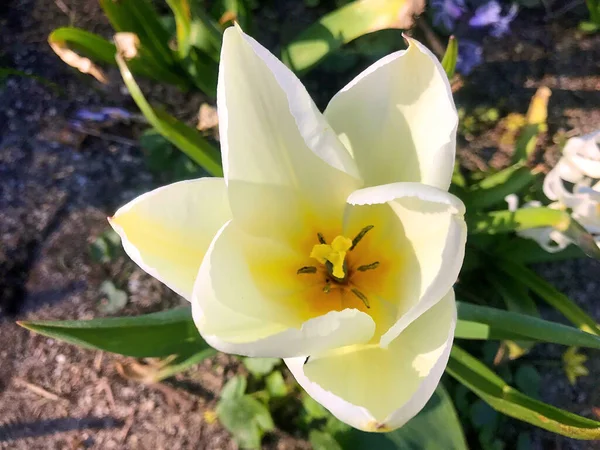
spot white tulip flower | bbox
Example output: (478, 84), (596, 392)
(510, 130), (600, 252)
(110, 26), (466, 432)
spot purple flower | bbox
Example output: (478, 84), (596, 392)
(456, 40), (483, 75)
(469, 1), (518, 37)
(74, 107), (133, 122)
(431, 0), (466, 31)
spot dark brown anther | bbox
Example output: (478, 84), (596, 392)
(297, 266), (317, 274)
(317, 232), (326, 244)
(350, 225), (374, 250)
(357, 261), (380, 272)
(351, 288), (370, 308)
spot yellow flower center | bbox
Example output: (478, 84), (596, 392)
(297, 225), (378, 309)
(310, 235), (352, 280)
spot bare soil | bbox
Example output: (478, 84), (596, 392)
(0, 1), (599, 449)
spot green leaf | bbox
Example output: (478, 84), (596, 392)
(152, 348), (216, 381)
(166, 0), (193, 58)
(467, 207), (600, 259)
(187, 3), (223, 61)
(49, 27), (188, 87)
(98, 280), (128, 314)
(116, 53), (223, 176)
(514, 364), (541, 398)
(217, 395), (274, 449)
(49, 27), (116, 64)
(455, 302), (600, 349)
(336, 385), (467, 449)
(463, 163), (537, 210)
(441, 36), (458, 78)
(265, 371), (288, 398)
(100, 0), (175, 68)
(447, 345), (600, 439)
(496, 260), (600, 335)
(166, 0), (219, 95)
(310, 430), (343, 450)
(221, 375), (247, 400)
(487, 273), (539, 358)
(243, 357), (280, 377)
(18, 307), (208, 358)
(512, 124), (542, 163)
(282, 0), (410, 73)
(495, 237), (586, 264)
(302, 392), (329, 420)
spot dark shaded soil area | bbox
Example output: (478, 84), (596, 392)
(0, 0), (599, 449)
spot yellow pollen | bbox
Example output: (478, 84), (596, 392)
(310, 235), (352, 279)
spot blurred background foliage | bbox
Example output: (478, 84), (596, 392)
(13, 0), (600, 448)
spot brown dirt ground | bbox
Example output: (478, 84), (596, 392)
(1, 1), (599, 449)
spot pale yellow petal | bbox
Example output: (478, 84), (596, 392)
(110, 178), (230, 300)
(285, 290), (456, 431)
(325, 38), (457, 190)
(217, 26), (361, 241)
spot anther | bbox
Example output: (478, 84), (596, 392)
(297, 266), (317, 275)
(350, 225), (374, 250)
(357, 261), (380, 272)
(317, 233), (326, 244)
(351, 288), (370, 308)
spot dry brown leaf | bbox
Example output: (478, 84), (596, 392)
(50, 42), (107, 83)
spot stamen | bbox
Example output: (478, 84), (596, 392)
(357, 261), (380, 272)
(351, 288), (370, 308)
(297, 266), (317, 275)
(323, 282), (331, 294)
(350, 225), (374, 250)
(317, 233), (326, 244)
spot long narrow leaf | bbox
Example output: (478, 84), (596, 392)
(282, 0), (410, 73)
(464, 163), (538, 210)
(18, 307), (206, 358)
(455, 302), (600, 349)
(49, 27), (116, 64)
(116, 53), (223, 176)
(49, 27), (187, 87)
(447, 346), (600, 439)
(497, 260), (600, 335)
(467, 207), (600, 259)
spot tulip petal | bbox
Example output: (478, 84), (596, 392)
(217, 26), (361, 240)
(286, 290), (456, 431)
(109, 177), (231, 301)
(192, 221), (375, 358)
(324, 37), (457, 190)
(346, 182), (466, 346)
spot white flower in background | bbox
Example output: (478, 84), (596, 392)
(508, 130), (600, 252)
(110, 26), (466, 432)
